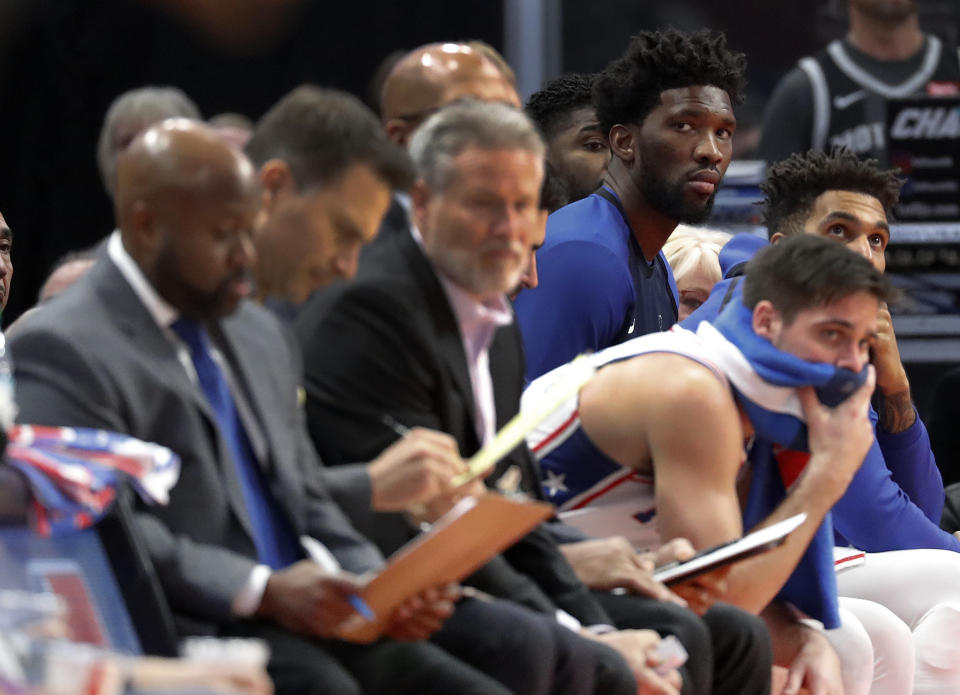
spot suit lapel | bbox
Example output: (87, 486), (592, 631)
(94, 258), (216, 423)
(217, 318), (281, 470)
(396, 232), (481, 452)
(218, 313), (306, 531)
(382, 197), (409, 232)
(391, 233), (541, 492)
(92, 257), (257, 540)
(489, 327), (521, 429)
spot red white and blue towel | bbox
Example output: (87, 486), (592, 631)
(5, 425), (180, 536)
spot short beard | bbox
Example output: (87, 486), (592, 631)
(153, 243), (242, 320)
(641, 175), (716, 225)
(430, 245), (522, 299)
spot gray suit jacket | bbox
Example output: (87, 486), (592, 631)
(9, 252), (384, 628)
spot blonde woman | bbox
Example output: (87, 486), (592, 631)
(662, 225), (731, 322)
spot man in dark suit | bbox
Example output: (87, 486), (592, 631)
(8, 119), (634, 695)
(297, 99), (772, 695)
(243, 85), (649, 695)
(243, 84), (492, 529)
(247, 86), (409, 316)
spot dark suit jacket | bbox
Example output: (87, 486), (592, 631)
(359, 196), (409, 262)
(9, 250), (385, 631)
(295, 227), (612, 625)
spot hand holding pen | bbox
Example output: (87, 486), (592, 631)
(367, 417), (475, 514)
(256, 558), (456, 643)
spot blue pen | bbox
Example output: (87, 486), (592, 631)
(348, 594), (376, 621)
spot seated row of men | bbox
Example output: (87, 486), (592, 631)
(511, 30), (960, 695)
(5, 27), (960, 695)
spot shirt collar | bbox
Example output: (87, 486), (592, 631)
(435, 272), (513, 335)
(107, 231), (179, 329)
(395, 191), (413, 216)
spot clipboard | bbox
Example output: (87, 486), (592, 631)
(337, 494), (553, 642)
(653, 513), (807, 586)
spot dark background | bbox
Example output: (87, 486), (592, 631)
(0, 0), (956, 324)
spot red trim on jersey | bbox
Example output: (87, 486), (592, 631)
(532, 408), (580, 453)
(568, 470), (638, 510)
(834, 552), (865, 567)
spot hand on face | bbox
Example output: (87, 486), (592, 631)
(871, 302), (909, 396)
(797, 364), (876, 494)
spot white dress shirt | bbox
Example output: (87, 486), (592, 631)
(107, 232), (340, 615)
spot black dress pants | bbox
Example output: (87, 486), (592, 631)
(432, 596), (636, 695)
(229, 620), (510, 695)
(702, 603), (773, 695)
(227, 597), (638, 695)
(596, 592), (772, 695)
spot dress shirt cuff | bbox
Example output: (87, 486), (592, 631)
(555, 608), (582, 633)
(232, 564), (272, 617)
(584, 623), (618, 635)
(300, 535), (343, 573)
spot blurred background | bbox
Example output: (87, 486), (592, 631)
(0, 0), (957, 327)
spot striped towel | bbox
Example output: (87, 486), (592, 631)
(6, 425), (180, 536)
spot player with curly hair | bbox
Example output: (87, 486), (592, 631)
(515, 28), (746, 380)
(762, 147), (901, 241)
(525, 73), (609, 211)
(682, 147), (960, 695)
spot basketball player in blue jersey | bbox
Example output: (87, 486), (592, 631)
(514, 29), (745, 381)
(524, 236), (892, 695)
(759, 0), (960, 164)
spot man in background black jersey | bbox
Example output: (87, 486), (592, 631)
(758, 0), (960, 164)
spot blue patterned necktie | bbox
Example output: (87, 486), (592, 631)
(171, 317), (300, 569)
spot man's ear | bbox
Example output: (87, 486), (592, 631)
(752, 299), (783, 341)
(534, 208), (548, 232)
(410, 178), (430, 210)
(384, 120), (410, 147)
(608, 124), (635, 163)
(131, 200), (156, 245)
(123, 200), (161, 264)
(258, 159), (296, 212)
(410, 179), (432, 230)
(770, 231), (786, 245)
